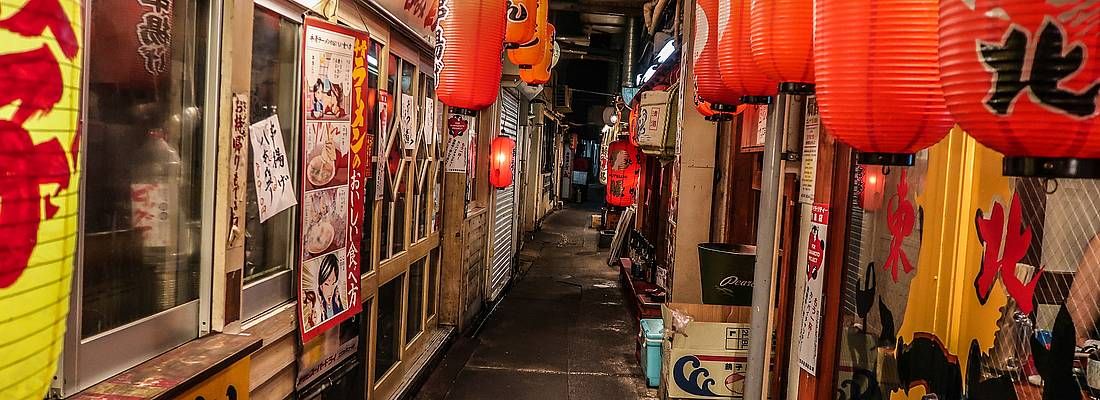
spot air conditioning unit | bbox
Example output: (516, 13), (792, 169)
(553, 86), (572, 114)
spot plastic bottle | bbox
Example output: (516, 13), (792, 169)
(131, 128), (182, 309)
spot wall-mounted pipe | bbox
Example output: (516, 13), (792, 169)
(621, 17), (638, 87)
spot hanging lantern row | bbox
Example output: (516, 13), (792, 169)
(505, 0), (538, 49)
(749, 0), (814, 92)
(434, 0), (507, 113)
(520, 25), (558, 86)
(507, 0), (549, 69)
(490, 135), (517, 188)
(717, 0), (777, 105)
(693, 0), (739, 110)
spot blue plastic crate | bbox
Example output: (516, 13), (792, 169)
(639, 318), (664, 387)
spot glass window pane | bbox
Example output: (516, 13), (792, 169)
(375, 275), (403, 380)
(245, 7), (299, 283)
(82, 0), (208, 338)
(400, 61), (414, 95)
(405, 258), (425, 343)
(361, 40), (382, 273)
(427, 248), (439, 318)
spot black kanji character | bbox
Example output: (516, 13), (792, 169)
(139, 0), (172, 14)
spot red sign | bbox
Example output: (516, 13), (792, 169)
(447, 115), (469, 137)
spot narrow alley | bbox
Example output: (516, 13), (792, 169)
(417, 206), (657, 400)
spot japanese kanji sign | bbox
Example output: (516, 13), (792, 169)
(798, 204), (829, 376)
(250, 115), (298, 222)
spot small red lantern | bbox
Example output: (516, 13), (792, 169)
(860, 165), (886, 211)
(505, 0), (538, 49)
(490, 135), (516, 188)
(815, 0), (953, 165)
(606, 139), (640, 207)
(694, 0), (740, 109)
(435, 0), (507, 112)
(749, 0), (814, 91)
(519, 24), (556, 85)
(506, 0), (547, 69)
(717, 0), (778, 104)
(939, 1), (1100, 178)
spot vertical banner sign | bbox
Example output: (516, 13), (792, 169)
(249, 115), (298, 222)
(797, 204), (829, 375)
(229, 94), (249, 245)
(0, 0), (83, 398)
(299, 18), (368, 342)
(799, 97), (819, 204)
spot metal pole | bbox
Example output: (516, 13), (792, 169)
(744, 92), (799, 400)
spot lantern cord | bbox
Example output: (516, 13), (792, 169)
(1044, 178), (1059, 195)
(883, 165), (891, 176)
(569, 88), (619, 98)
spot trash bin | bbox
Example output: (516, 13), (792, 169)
(598, 230), (615, 249)
(698, 243), (757, 306)
(639, 318), (664, 387)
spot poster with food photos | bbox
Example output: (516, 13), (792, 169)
(298, 18), (368, 342)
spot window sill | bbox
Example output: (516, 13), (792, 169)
(71, 333), (262, 400)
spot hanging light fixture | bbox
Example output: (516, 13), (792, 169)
(490, 134), (517, 188)
(606, 138), (641, 207)
(717, 0), (778, 104)
(520, 24), (557, 85)
(860, 165), (886, 211)
(939, 1), (1100, 178)
(435, 0), (508, 113)
(815, 0), (953, 166)
(506, 0), (548, 69)
(694, 0), (740, 110)
(749, 0), (814, 94)
(505, 0), (538, 49)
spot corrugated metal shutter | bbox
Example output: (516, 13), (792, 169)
(488, 89), (521, 301)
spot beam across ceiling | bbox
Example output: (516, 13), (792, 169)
(550, 1), (643, 16)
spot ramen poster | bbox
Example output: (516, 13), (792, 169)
(299, 18), (368, 342)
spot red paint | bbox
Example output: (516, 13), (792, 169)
(883, 169), (915, 282)
(975, 192), (1044, 314)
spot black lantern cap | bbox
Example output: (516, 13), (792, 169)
(710, 103), (738, 112)
(1003, 157), (1100, 179)
(705, 114), (733, 122)
(778, 82), (815, 95)
(857, 152), (916, 166)
(450, 108), (477, 116)
(741, 96), (772, 105)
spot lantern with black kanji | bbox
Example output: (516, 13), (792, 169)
(606, 139), (640, 207)
(435, 0), (507, 112)
(815, 0), (953, 165)
(506, 0), (548, 68)
(520, 24), (556, 85)
(939, 1), (1100, 178)
(749, 0), (814, 93)
(505, 0), (538, 49)
(490, 135), (516, 188)
(717, 0), (778, 104)
(694, 0), (740, 110)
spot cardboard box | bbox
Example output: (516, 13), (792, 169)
(662, 303), (753, 399)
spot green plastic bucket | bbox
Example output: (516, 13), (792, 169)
(698, 243), (757, 305)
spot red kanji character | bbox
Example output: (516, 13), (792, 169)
(974, 192), (1044, 314)
(883, 169), (915, 282)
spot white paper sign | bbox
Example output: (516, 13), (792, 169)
(756, 104), (768, 146)
(799, 97), (820, 205)
(445, 114), (472, 173)
(797, 204), (829, 375)
(423, 101), (435, 145)
(400, 94), (416, 150)
(250, 114), (298, 222)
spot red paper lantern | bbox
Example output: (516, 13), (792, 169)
(717, 0), (778, 104)
(815, 0), (953, 165)
(490, 135), (516, 188)
(939, 1), (1100, 178)
(435, 0), (507, 112)
(519, 24), (555, 85)
(506, 0), (547, 69)
(505, 0), (538, 49)
(749, 0), (814, 90)
(606, 139), (640, 207)
(860, 165), (886, 211)
(694, 0), (739, 109)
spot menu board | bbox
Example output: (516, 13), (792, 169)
(298, 18), (369, 342)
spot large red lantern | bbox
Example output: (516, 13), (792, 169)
(490, 135), (516, 188)
(506, 0), (547, 69)
(749, 0), (814, 91)
(694, 0), (739, 109)
(505, 0), (538, 49)
(520, 24), (556, 85)
(717, 0), (778, 104)
(435, 0), (507, 112)
(815, 0), (953, 165)
(939, 1), (1100, 178)
(606, 139), (640, 207)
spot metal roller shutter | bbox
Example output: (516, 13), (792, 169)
(488, 89), (521, 301)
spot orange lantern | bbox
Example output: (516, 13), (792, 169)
(695, 97), (733, 122)
(815, 0), (952, 165)
(939, 1), (1100, 178)
(490, 135), (516, 188)
(693, 0), (739, 109)
(519, 24), (555, 85)
(606, 139), (640, 207)
(506, 0), (547, 69)
(505, 0), (538, 49)
(749, 0), (814, 91)
(435, 0), (507, 112)
(717, 0), (778, 104)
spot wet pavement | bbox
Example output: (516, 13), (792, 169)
(415, 205), (658, 400)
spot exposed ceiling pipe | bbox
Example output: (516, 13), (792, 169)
(621, 17), (638, 87)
